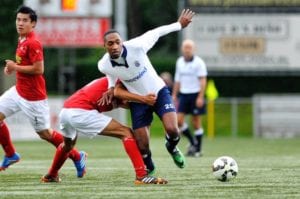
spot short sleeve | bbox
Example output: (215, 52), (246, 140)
(28, 40), (43, 63)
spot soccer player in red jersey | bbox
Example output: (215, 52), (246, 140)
(41, 77), (168, 184)
(0, 6), (86, 177)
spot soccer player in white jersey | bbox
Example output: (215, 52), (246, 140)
(172, 39), (207, 157)
(98, 9), (195, 174)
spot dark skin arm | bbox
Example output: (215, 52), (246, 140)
(114, 83), (156, 106)
(98, 83), (157, 107)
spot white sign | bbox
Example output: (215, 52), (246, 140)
(184, 14), (300, 71)
(25, 0), (112, 17)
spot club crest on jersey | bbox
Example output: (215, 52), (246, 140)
(134, 61), (140, 67)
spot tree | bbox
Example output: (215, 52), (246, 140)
(0, 0), (23, 63)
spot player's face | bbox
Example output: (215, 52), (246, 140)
(182, 44), (194, 60)
(16, 13), (35, 37)
(104, 33), (123, 59)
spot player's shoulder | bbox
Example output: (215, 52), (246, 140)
(176, 56), (185, 64)
(194, 55), (204, 61)
(123, 40), (143, 51)
(194, 56), (206, 65)
(98, 53), (111, 69)
(26, 37), (42, 49)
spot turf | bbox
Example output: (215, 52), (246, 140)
(0, 137), (299, 199)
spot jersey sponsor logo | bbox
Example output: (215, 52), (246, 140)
(124, 66), (147, 83)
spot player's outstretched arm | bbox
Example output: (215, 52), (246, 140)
(178, 9), (195, 29)
(129, 9), (195, 53)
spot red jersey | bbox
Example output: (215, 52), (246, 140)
(15, 31), (46, 101)
(64, 77), (115, 112)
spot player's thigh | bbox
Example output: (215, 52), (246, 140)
(59, 109), (78, 140)
(155, 87), (176, 120)
(101, 119), (133, 139)
(129, 102), (153, 130)
(0, 86), (21, 119)
(61, 109), (112, 139)
(19, 98), (50, 132)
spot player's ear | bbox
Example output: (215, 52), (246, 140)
(31, 21), (36, 28)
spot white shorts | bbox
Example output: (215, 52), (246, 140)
(0, 86), (50, 132)
(59, 108), (112, 140)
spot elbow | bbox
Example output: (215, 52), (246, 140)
(34, 68), (44, 75)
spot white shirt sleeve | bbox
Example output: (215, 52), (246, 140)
(129, 22), (182, 53)
(106, 74), (118, 88)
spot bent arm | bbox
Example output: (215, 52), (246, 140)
(114, 83), (156, 106)
(5, 60), (44, 75)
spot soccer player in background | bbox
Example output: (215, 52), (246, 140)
(98, 9), (195, 174)
(0, 6), (86, 177)
(172, 39), (207, 157)
(41, 77), (168, 184)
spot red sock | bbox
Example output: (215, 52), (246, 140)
(50, 130), (64, 147)
(48, 143), (69, 177)
(51, 130), (81, 161)
(0, 122), (15, 157)
(122, 137), (147, 178)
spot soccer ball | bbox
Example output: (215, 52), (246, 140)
(212, 156), (238, 182)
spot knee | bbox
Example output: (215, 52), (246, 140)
(38, 129), (52, 141)
(62, 137), (76, 152)
(119, 126), (134, 139)
(165, 125), (180, 136)
(63, 143), (73, 153)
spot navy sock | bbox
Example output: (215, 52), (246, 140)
(165, 135), (180, 154)
(142, 152), (155, 172)
(182, 128), (195, 146)
(195, 134), (203, 152)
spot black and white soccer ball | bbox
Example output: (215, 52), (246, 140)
(212, 156), (238, 182)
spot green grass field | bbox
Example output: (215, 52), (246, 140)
(0, 136), (299, 199)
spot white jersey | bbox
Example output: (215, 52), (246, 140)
(174, 56), (207, 94)
(98, 22), (182, 95)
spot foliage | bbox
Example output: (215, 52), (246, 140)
(0, 0), (23, 63)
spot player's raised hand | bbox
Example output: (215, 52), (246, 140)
(178, 9), (195, 28)
(143, 93), (157, 106)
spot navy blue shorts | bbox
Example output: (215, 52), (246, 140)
(177, 93), (206, 115)
(129, 87), (176, 130)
